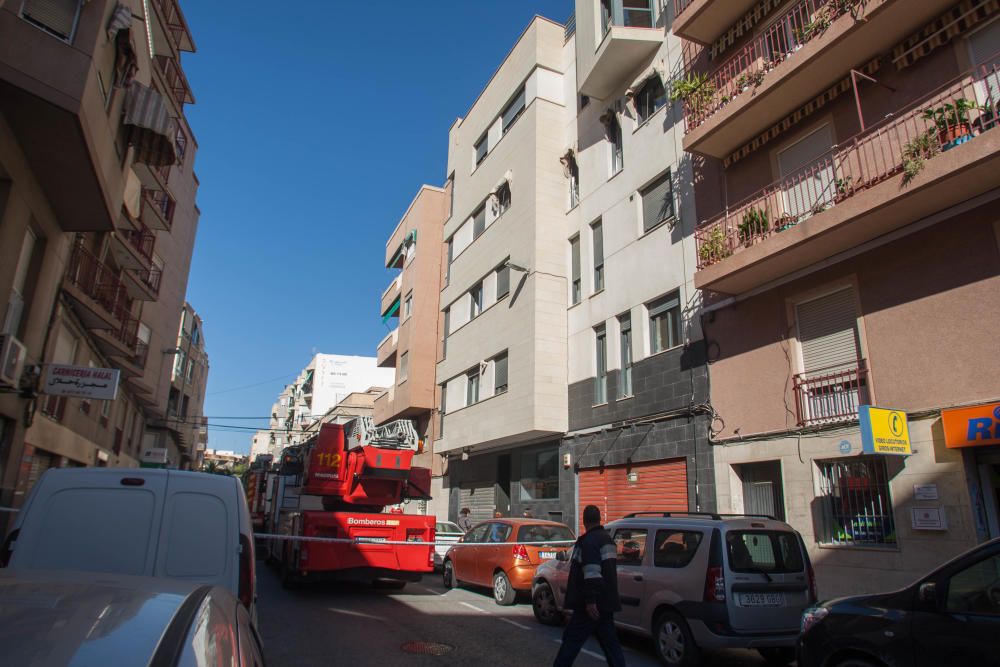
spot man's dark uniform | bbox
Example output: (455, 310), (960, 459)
(553, 523), (626, 666)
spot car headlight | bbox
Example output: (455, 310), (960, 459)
(801, 606), (829, 634)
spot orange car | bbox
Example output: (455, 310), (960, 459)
(442, 518), (575, 605)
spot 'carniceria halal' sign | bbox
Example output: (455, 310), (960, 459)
(43, 364), (121, 401)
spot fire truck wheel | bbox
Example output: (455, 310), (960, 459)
(442, 560), (456, 589)
(493, 570), (517, 606)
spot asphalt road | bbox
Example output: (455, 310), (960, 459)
(255, 560), (778, 666)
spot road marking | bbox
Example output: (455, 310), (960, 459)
(499, 617), (531, 630)
(459, 601), (488, 613)
(550, 639), (606, 661)
(418, 586), (441, 595)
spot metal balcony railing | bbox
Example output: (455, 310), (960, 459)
(681, 0), (837, 131)
(124, 225), (155, 263)
(155, 55), (194, 107)
(131, 341), (150, 369)
(695, 57), (1000, 269)
(154, 0), (194, 52)
(144, 188), (176, 228)
(110, 316), (140, 351)
(674, 0), (696, 17)
(65, 244), (127, 318)
(794, 361), (869, 426)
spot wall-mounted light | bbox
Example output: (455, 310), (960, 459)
(562, 453), (571, 469)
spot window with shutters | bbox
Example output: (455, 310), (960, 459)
(399, 352), (408, 382)
(591, 219), (604, 293)
(3, 228), (37, 337)
(469, 282), (483, 320)
(496, 263), (510, 300)
(472, 205), (486, 239)
(20, 0), (82, 42)
(595, 325), (608, 404)
(442, 308), (450, 358)
(648, 292), (681, 354)
(969, 18), (1000, 105)
(635, 76), (667, 125)
(493, 351), (508, 394)
(640, 170), (674, 232)
(501, 87), (526, 134)
(438, 385), (447, 436)
(403, 292), (413, 319)
(570, 235), (581, 305)
(466, 370), (480, 406)
(474, 134), (488, 167)
(793, 287), (868, 426)
(609, 116), (624, 176)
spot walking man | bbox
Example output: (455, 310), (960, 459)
(457, 507), (473, 532)
(554, 505), (625, 667)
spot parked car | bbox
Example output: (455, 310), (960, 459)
(0, 467), (257, 624)
(434, 520), (465, 568)
(0, 569), (265, 666)
(443, 518), (574, 605)
(532, 512), (816, 666)
(798, 537), (1000, 667)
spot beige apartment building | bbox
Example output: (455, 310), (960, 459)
(435, 17), (573, 523)
(675, 0), (1000, 596)
(163, 301), (208, 469)
(375, 185), (449, 516)
(0, 0), (201, 517)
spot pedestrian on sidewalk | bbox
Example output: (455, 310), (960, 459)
(553, 505), (625, 667)
(457, 508), (473, 532)
(522, 507), (533, 518)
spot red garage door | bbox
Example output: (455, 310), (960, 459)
(578, 458), (688, 532)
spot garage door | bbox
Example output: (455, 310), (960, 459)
(459, 483), (495, 524)
(578, 458), (687, 532)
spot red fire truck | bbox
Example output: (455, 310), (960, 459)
(263, 417), (435, 589)
(243, 454), (273, 532)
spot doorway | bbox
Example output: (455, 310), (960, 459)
(978, 460), (1000, 539)
(736, 461), (786, 521)
(496, 454), (511, 518)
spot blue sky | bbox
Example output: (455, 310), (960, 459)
(182, 1), (573, 454)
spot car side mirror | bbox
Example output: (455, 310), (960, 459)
(918, 582), (937, 604)
(556, 551), (569, 562)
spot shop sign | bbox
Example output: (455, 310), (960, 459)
(859, 406), (911, 455)
(43, 364), (120, 400)
(942, 402), (1000, 449)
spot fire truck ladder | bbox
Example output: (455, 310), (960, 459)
(346, 416), (419, 450)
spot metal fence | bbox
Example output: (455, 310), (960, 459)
(817, 457), (896, 546)
(793, 361), (869, 426)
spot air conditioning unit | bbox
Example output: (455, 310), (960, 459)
(0, 334), (26, 388)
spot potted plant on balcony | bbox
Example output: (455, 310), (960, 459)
(698, 226), (731, 266)
(737, 207), (770, 246)
(901, 129), (938, 185)
(774, 212), (798, 232)
(669, 72), (716, 116)
(834, 176), (854, 202)
(922, 99), (980, 150)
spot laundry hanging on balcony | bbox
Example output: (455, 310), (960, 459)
(124, 82), (177, 167)
(107, 3), (138, 88)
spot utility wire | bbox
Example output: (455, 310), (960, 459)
(207, 373), (299, 396)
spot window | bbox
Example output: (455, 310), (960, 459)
(517, 524), (573, 542)
(474, 134), (488, 166)
(442, 308), (450, 358)
(609, 115), (624, 175)
(447, 172), (455, 218)
(403, 292), (413, 319)
(618, 313), (632, 397)
(3, 227), (37, 336)
(466, 370), (480, 405)
(635, 76), (667, 124)
(496, 264), (510, 299)
(595, 325), (608, 404)
(570, 235), (581, 305)
(501, 87), (526, 133)
(648, 292), (681, 354)
(653, 530), (703, 568)
(623, 0), (655, 27)
(438, 385), (446, 435)
(494, 352), (508, 394)
(469, 283), (483, 319)
(519, 448), (559, 500)
(641, 170), (674, 232)
(486, 522), (512, 543)
(496, 182), (511, 215)
(20, 0), (82, 41)
(591, 220), (604, 292)
(399, 352), (408, 382)
(946, 555), (1000, 616)
(446, 237), (454, 281)
(726, 530), (804, 573)
(472, 205), (486, 239)
(186, 359), (195, 382)
(817, 457), (896, 547)
(465, 523), (489, 543)
(569, 159), (580, 209)
(613, 528), (648, 566)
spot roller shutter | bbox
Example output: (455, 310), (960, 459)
(796, 287), (860, 375)
(577, 458), (687, 532)
(459, 483), (495, 524)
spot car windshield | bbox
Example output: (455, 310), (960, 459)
(726, 530), (804, 574)
(436, 522), (462, 533)
(517, 524), (574, 543)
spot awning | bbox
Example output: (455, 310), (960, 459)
(124, 82), (177, 167)
(381, 297), (400, 325)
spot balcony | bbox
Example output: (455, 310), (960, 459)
(794, 361), (869, 426)
(381, 275), (402, 317)
(694, 60), (1000, 295)
(110, 337), (149, 378)
(62, 244), (128, 330)
(151, 0), (196, 53)
(141, 188), (175, 231)
(579, 0), (663, 99)
(110, 219), (155, 270)
(672, 0), (759, 45)
(93, 315), (139, 360)
(123, 267), (162, 300)
(681, 0), (952, 158)
(373, 386), (395, 425)
(376, 328), (398, 368)
(155, 56), (195, 108)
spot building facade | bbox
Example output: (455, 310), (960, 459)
(675, 0), (1000, 597)
(162, 301), (208, 468)
(375, 184), (449, 517)
(0, 0), (202, 520)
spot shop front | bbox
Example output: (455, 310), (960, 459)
(944, 401), (1000, 541)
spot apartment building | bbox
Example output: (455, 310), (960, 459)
(162, 302), (208, 468)
(375, 185), (449, 516)
(435, 17), (573, 523)
(675, 0), (1000, 596)
(0, 0), (201, 517)
(559, 0), (715, 532)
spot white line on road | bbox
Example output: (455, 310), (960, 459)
(459, 601), (489, 613)
(550, 639), (604, 662)
(418, 586), (442, 596)
(499, 617), (531, 630)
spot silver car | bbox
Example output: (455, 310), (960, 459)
(434, 521), (465, 568)
(0, 569), (265, 666)
(531, 512), (815, 666)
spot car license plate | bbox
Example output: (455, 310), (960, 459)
(738, 593), (784, 607)
(539, 551), (557, 560)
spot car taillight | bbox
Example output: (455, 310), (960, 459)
(807, 560), (818, 603)
(238, 534), (254, 609)
(513, 544), (530, 561)
(704, 565), (726, 602)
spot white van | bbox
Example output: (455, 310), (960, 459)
(0, 468), (256, 623)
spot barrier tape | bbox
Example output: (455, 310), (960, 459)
(253, 533), (576, 548)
